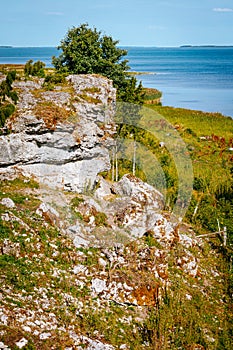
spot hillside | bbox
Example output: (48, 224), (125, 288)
(0, 69), (232, 349)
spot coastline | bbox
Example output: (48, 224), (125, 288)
(1, 62), (233, 119)
(1, 46), (233, 117)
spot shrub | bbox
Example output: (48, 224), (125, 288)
(24, 60), (45, 78)
(0, 70), (18, 127)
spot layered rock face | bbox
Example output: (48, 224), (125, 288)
(0, 75), (228, 350)
(0, 75), (116, 192)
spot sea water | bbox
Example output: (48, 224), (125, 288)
(126, 46), (233, 118)
(1, 46), (233, 117)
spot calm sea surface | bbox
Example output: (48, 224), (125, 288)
(1, 46), (233, 117)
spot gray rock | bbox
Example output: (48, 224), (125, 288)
(15, 338), (28, 349)
(0, 198), (15, 208)
(69, 224), (90, 248)
(0, 341), (10, 350)
(42, 91), (71, 107)
(0, 74), (116, 193)
(111, 174), (164, 237)
(91, 278), (107, 294)
(79, 336), (115, 350)
(2, 239), (20, 258)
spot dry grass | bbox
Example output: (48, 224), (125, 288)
(34, 102), (71, 129)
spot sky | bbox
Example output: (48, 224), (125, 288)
(1, 0), (233, 47)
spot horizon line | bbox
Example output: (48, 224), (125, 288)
(1, 44), (233, 49)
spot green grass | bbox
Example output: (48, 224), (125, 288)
(142, 87), (162, 103)
(0, 176), (232, 349)
(149, 105), (233, 139)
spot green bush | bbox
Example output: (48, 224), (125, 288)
(0, 70), (18, 127)
(43, 72), (66, 85)
(24, 60), (45, 78)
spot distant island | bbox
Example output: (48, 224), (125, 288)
(180, 45), (233, 48)
(0, 46), (13, 48)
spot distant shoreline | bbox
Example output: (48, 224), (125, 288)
(180, 45), (233, 48)
(1, 45), (233, 49)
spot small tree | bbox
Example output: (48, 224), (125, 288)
(0, 70), (18, 127)
(24, 60), (45, 78)
(52, 23), (143, 103)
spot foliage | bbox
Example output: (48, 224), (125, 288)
(52, 23), (144, 103)
(94, 211), (108, 227)
(42, 72), (66, 90)
(0, 172), (232, 349)
(33, 101), (71, 129)
(0, 70), (18, 127)
(24, 60), (45, 78)
(142, 87), (162, 104)
(70, 196), (84, 208)
(131, 104), (233, 243)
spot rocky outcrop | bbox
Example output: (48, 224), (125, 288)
(0, 74), (227, 350)
(0, 75), (116, 192)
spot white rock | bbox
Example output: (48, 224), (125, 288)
(185, 294), (192, 300)
(91, 278), (107, 294)
(179, 233), (194, 248)
(1, 213), (11, 222)
(98, 257), (107, 268)
(73, 264), (87, 275)
(0, 197), (15, 208)
(22, 326), (32, 333)
(112, 174), (164, 238)
(36, 202), (60, 218)
(0, 313), (8, 326)
(39, 332), (51, 340)
(0, 75), (115, 193)
(0, 341), (9, 349)
(15, 338), (28, 349)
(73, 235), (89, 248)
(79, 335), (115, 350)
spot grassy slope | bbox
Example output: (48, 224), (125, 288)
(0, 177), (232, 349)
(0, 67), (232, 348)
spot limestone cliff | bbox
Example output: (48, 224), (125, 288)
(0, 75), (231, 350)
(0, 74), (116, 192)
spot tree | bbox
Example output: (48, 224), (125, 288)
(52, 23), (143, 103)
(0, 70), (18, 127)
(24, 60), (45, 77)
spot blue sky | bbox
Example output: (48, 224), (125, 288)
(1, 0), (233, 47)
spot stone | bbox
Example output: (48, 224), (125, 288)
(91, 278), (107, 294)
(39, 332), (51, 340)
(42, 91), (71, 107)
(111, 174), (164, 238)
(73, 264), (87, 275)
(1, 74), (116, 193)
(95, 177), (112, 200)
(66, 74), (116, 122)
(2, 239), (20, 258)
(22, 325), (32, 333)
(0, 198), (15, 208)
(15, 338), (28, 349)
(0, 342), (9, 350)
(36, 202), (60, 218)
(78, 336), (115, 350)
(73, 235), (90, 248)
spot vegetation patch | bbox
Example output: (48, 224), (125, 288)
(142, 87), (162, 104)
(0, 70), (18, 127)
(81, 86), (101, 94)
(33, 101), (71, 129)
(76, 92), (102, 104)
